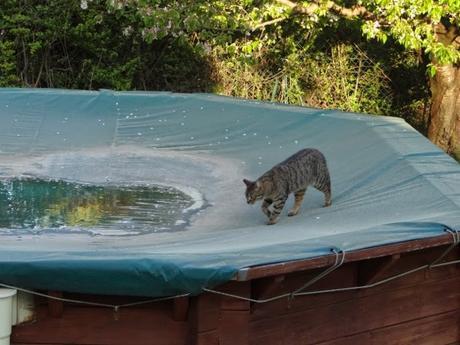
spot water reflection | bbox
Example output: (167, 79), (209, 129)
(0, 178), (194, 235)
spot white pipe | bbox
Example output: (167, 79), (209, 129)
(0, 289), (16, 345)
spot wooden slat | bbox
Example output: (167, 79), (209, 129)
(358, 254), (400, 285)
(188, 282), (252, 345)
(251, 249), (460, 321)
(220, 310), (250, 345)
(188, 293), (221, 345)
(220, 281), (251, 311)
(13, 343), (73, 345)
(252, 275), (285, 302)
(172, 296), (190, 322)
(315, 309), (460, 345)
(13, 303), (187, 345)
(251, 264), (357, 318)
(192, 331), (219, 345)
(219, 281), (251, 345)
(249, 273), (460, 345)
(47, 291), (64, 318)
(238, 233), (453, 281)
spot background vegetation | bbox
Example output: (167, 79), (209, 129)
(0, 0), (431, 133)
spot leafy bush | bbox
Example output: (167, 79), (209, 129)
(0, 0), (429, 132)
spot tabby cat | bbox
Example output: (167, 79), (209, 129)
(243, 148), (331, 225)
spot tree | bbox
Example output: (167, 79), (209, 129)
(111, 0), (459, 158)
(274, 0), (460, 158)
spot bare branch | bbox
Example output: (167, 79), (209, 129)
(253, 17), (288, 30)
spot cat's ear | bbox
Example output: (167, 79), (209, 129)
(243, 179), (253, 187)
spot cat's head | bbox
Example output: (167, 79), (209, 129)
(243, 179), (264, 204)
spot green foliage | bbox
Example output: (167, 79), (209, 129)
(0, 0), (218, 91)
(0, 0), (435, 132)
(212, 40), (395, 117)
(126, 0), (459, 70)
(121, 0), (451, 128)
(303, 44), (392, 115)
(1, 0), (144, 89)
(0, 40), (18, 86)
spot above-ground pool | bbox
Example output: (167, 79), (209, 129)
(0, 88), (459, 297)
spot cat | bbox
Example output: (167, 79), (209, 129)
(243, 148), (331, 225)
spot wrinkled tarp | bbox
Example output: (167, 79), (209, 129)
(0, 88), (459, 297)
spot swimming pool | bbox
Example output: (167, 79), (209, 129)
(0, 88), (458, 297)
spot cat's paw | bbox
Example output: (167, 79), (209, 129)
(288, 209), (299, 217)
(267, 218), (279, 225)
(323, 201), (332, 207)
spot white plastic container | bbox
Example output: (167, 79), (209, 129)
(0, 289), (16, 345)
(11, 291), (34, 326)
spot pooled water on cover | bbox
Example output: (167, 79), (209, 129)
(0, 178), (194, 235)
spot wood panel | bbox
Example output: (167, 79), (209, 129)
(219, 281), (251, 345)
(358, 254), (401, 285)
(12, 302), (187, 345)
(251, 264), (358, 318)
(249, 272), (460, 345)
(173, 296), (190, 322)
(316, 310), (460, 345)
(47, 291), (64, 318)
(188, 293), (221, 345)
(252, 248), (460, 320)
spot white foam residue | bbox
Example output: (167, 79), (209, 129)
(0, 145), (245, 244)
(89, 229), (138, 236)
(173, 184), (205, 213)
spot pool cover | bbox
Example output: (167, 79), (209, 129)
(0, 88), (459, 297)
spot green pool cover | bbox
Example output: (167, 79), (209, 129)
(0, 88), (459, 297)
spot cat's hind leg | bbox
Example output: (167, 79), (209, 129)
(261, 198), (272, 218)
(323, 188), (332, 207)
(314, 175), (332, 207)
(268, 195), (288, 225)
(288, 188), (306, 216)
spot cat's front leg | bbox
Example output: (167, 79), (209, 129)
(261, 198), (272, 218)
(288, 188), (306, 216)
(267, 195), (287, 225)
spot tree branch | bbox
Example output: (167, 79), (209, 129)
(253, 17), (288, 30)
(276, 0), (375, 20)
(435, 23), (460, 48)
(277, 0), (318, 15)
(327, 1), (374, 19)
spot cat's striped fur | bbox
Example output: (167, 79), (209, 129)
(243, 148), (331, 225)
